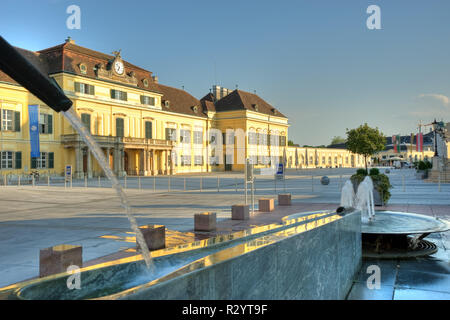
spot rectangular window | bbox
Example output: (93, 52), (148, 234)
(145, 121), (153, 139)
(194, 155), (203, 166)
(140, 96), (156, 106)
(110, 89), (127, 101)
(1, 151), (13, 169)
(81, 113), (91, 133)
(1, 110), (13, 131)
(39, 113), (53, 134)
(181, 155), (191, 166)
(30, 152), (54, 169)
(193, 131), (203, 144)
(180, 129), (191, 144)
(165, 128), (177, 141)
(75, 82), (95, 95)
(116, 118), (124, 137)
(248, 132), (257, 145)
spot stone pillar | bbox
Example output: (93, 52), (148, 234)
(142, 149), (148, 176)
(120, 148), (125, 176)
(152, 150), (158, 176)
(75, 145), (83, 179)
(164, 150), (169, 175)
(113, 148), (119, 175)
(170, 151), (175, 175)
(86, 149), (93, 178)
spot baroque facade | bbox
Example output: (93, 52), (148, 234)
(0, 38), (363, 178)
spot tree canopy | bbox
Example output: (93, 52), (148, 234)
(330, 136), (346, 145)
(346, 123), (386, 170)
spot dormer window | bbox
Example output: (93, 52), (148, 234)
(79, 64), (87, 74)
(192, 105), (198, 113)
(142, 78), (149, 87)
(271, 108), (277, 115)
(164, 100), (170, 108)
(252, 104), (259, 111)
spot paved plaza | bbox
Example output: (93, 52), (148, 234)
(0, 168), (449, 298)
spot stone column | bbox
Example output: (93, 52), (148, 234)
(113, 148), (119, 175)
(75, 144), (83, 179)
(164, 150), (169, 175)
(152, 150), (158, 176)
(120, 148), (125, 177)
(86, 148), (93, 178)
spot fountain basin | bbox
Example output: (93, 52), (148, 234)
(0, 210), (361, 300)
(362, 211), (450, 235)
(361, 211), (450, 259)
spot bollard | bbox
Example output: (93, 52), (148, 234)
(124, 175), (127, 189)
(3, 174), (6, 186)
(98, 176), (101, 187)
(153, 176), (156, 192)
(84, 176), (87, 188)
(48, 176), (50, 187)
(200, 176), (203, 192)
(18, 175), (20, 187)
(32, 175), (35, 187)
(138, 176), (141, 190)
(339, 175), (342, 189)
(70, 175), (73, 188)
(137, 225), (165, 251)
(184, 177), (186, 192)
(168, 176), (171, 192)
(217, 176), (220, 192)
(235, 177), (237, 192)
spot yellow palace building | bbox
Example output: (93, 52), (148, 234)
(0, 38), (364, 178)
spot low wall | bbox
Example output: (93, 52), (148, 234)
(121, 210), (361, 300)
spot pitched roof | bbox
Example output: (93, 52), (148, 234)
(156, 83), (206, 118)
(37, 41), (160, 93)
(214, 89), (286, 118)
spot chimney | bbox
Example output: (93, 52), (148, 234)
(152, 75), (158, 83)
(65, 36), (75, 44)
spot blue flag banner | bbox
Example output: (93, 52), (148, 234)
(28, 104), (40, 158)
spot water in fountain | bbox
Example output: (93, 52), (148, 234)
(355, 176), (375, 223)
(340, 180), (355, 209)
(63, 107), (153, 271)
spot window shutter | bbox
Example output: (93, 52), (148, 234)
(145, 122), (152, 139)
(47, 114), (53, 134)
(31, 155), (37, 169)
(75, 82), (81, 93)
(14, 111), (20, 132)
(15, 152), (22, 169)
(89, 85), (95, 95)
(116, 118), (124, 137)
(110, 89), (115, 99)
(49, 152), (54, 169)
(123, 92), (127, 101)
(140, 96), (145, 104)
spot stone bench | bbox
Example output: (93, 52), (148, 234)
(259, 198), (275, 212)
(39, 244), (82, 278)
(195, 212), (216, 231)
(231, 204), (250, 220)
(278, 193), (291, 206)
(137, 224), (166, 251)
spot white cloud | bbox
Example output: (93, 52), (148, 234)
(417, 93), (450, 107)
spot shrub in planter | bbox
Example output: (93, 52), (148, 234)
(416, 160), (430, 179)
(350, 169), (392, 205)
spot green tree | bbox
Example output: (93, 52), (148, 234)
(288, 140), (295, 146)
(346, 123), (386, 171)
(331, 136), (346, 145)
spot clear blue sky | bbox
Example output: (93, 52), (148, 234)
(1, 0), (449, 145)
